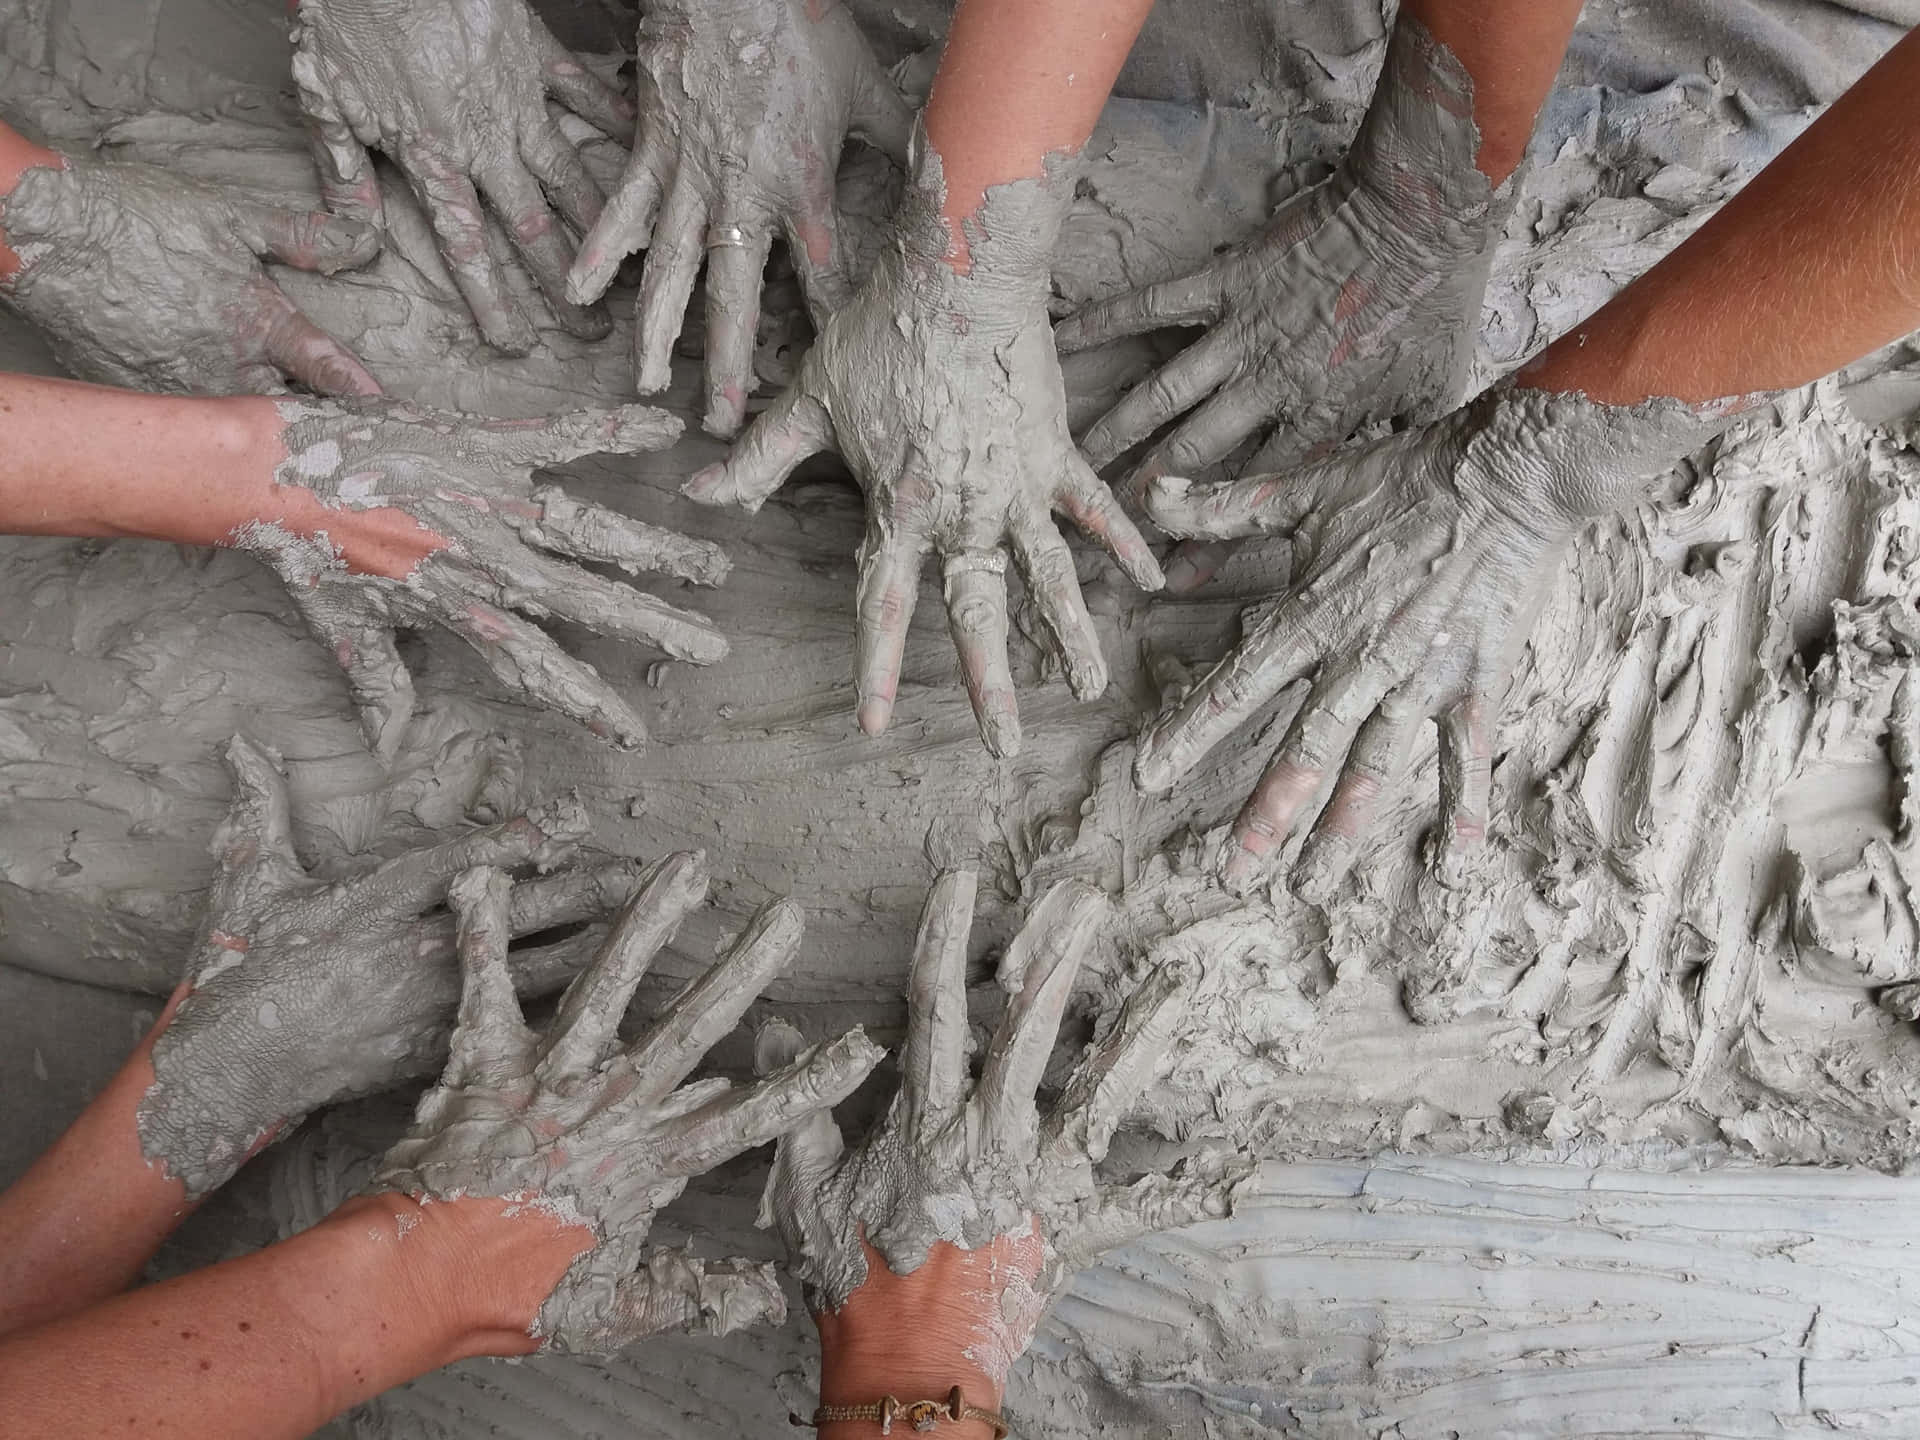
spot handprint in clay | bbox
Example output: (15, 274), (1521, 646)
(138, 735), (657, 1200)
(1056, 17), (1513, 509)
(755, 871), (1251, 1379)
(370, 856), (885, 1351)
(0, 157), (380, 396)
(290, 0), (636, 352)
(684, 134), (1164, 757)
(1133, 385), (1734, 898)
(241, 396), (728, 757)
(565, 0), (912, 438)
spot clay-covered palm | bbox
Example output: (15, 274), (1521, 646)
(290, 0), (635, 353)
(1056, 16), (1507, 499)
(566, 0), (912, 438)
(242, 396), (728, 758)
(0, 158), (380, 396)
(683, 148), (1163, 757)
(371, 855), (884, 1353)
(1133, 386), (1724, 900)
(755, 871), (1250, 1363)
(138, 735), (652, 1199)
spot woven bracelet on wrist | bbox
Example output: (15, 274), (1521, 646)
(791, 1386), (1009, 1438)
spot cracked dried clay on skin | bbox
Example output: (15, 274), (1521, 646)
(1134, 383), (1749, 899)
(685, 125), (1165, 758)
(566, 0), (912, 438)
(755, 871), (1252, 1376)
(370, 855), (884, 1352)
(137, 734), (657, 1200)
(1057, 14), (1514, 508)
(237, 395), (729, 758)
(290, 0), (635, 353)
(0, 158), (381, 396)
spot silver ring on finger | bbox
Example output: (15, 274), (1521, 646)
(706, 223), (750, 250)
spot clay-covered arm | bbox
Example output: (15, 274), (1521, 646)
(685, 0), (1165, 756)
(0, 993), (197, 1336)
(0, 371), (729, 753)
(0, 1190), (590, 1440)
(1135, 26), (1920, 898)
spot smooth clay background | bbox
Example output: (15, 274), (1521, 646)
(7, 0), (1920, 1434)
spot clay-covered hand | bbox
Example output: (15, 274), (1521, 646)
(755, 871), (1250, 1381)
(137, 735), (655, 1200)
(240, 396), (728, 758)
(1134, 385), (1732, 898)
(370, 855), (885, 1352)
(0, 156), (380, 396)
(566, 0), (912, 438)
(683, 135), (1163, 756)
(1056, 17), (1512, 501)
(290, 0), (636, 352)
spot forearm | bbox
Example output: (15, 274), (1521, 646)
(0, 118), (63, 278)
(1522, 27), (1920, 405)
(0, 1193), (587, 1440)
(920, 0), (1154, 264)
(0, 992), (193, 1335)
(0, 372), (437, 576)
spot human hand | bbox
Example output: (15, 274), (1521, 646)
(566, 0), (911, 438)
(683, 136), (1163, 756)
(1134, 385), (1732, 898)
(136, 735), (654, 1200)
(1056, 18), (1511, 500)
(756, 872), (1250, 1403)
(0, 156), (380, 396)
(235, 395), (727, 757)
(370, 854), (885, 1352)
(290, 0), (636, 352)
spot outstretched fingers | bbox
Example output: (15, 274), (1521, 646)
(465, 404), (683, 467)
(1041, 956), (1195, 1171)
(622, 898), (807, 1105)
(1290, 691), (1421, 906)
(632, 171), (709, 395)
(853, 517), (929, 738)
(507, 858), (657, 935)
(681, 382), (834, 512)
(1054, 264), (1226, 356)
(474, 154), (610, 342)
(568, 140), (668, 306)
(250, 284), (383, 397)
(522, 486), (730, 587)
(1143, 468), (1318, 543)
(364, 796), (590, 918)
(531, 21), (637, 145)
(972, 882), (1107, 1150)
(701, 201), (774, 438)
(900, 872), (977, 1140)
(654, 1027), (884, 1178)
(1078, 328), (1241, 473)
(283, 583), (413, 757)
(397, 140), (536, 355)
(233, 202), (379, 275)
(1055, 457), (1165, 592)
(942, 550), (1021, 759)
(443, 865), (535, 1086)
(536, 850), (709, 1082)
(1010, 512), (1107, 702)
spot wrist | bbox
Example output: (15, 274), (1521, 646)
(344, 1191), (594, 1361)
(817, 1332), (1004, 1440)
(0, 130), (65, 280)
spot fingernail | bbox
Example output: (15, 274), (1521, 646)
(856, 695), (892, 737)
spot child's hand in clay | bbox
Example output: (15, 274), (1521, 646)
(1133, 385), (1731, 898)
(565, 0), (911, 439)
(0, 156), (380, 396)
(370, 855), (885, 1352)
(289, 0), (635, 353)
(755, 872), (1251, 1403)
(682, 131), (1163, 757)
(138, 735), (657, 1200)
(1056, 19), (1511, 507)
(237, 395), (728, 757)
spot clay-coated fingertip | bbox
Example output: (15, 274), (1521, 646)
(1132, 745), (1175, 794)
(982, 711), (1022, 759)
(856, 695), (892, 737)
(682, 463), (728, 505)
(1217, 843), (1266, 898)
(753, 1017), (808, 1076)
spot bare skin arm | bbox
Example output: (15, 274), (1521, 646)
(0, 992), (197, 1335)
(1521, 24), (1920, 403)
(0, 1192), (589, 1440)
(1138, 26), (1920, 898)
